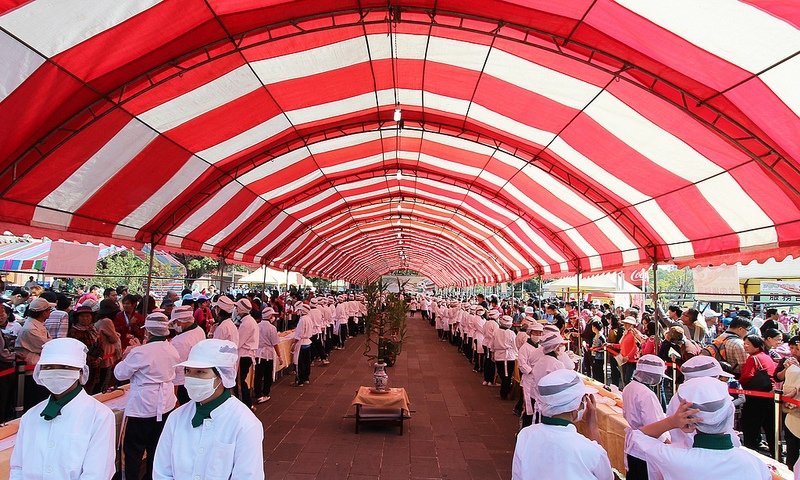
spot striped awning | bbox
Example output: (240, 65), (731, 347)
(0, 241), (126, 271)
(1, 1), (799, 286)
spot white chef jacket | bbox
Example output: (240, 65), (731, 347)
(628, 430), (770, 480)
(622, 380), (668, 461)
(114, 339), (180, 420)
(435, 306), (447, 329)
(237, 314), (259, 358)
(257, 321), (280, 362)
(153, 395), (264, 480)
(492, 328), (518, 362)
(306, 308), (322, 335)
(517, 341), (543, 415)
(512, 422), (613, 480)
(213, 318), (239, 346)
(10, 388), (115, 480)
(666, 393), (742, 449)
(171, 324), (206, 386)
(291, 314), (313, 365)
(334, 303), (347, 329)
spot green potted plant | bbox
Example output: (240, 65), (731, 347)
(363, 278), (408, 367)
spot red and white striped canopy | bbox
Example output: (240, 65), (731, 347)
(1, 1), (799, 286)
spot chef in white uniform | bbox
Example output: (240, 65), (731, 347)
(493, 315), (518, 400)
(170, 305), (206, 405)
(234, 298), (258, 409)
(629, 376), (770, 480)
(622, 354), (670, 480)
(211, 296), (239, 345)
(10, 337), (115, 480)
(513, 368), (612, 480)
(665, 356), (738, 449)
(291, 302), (313, 386)
(482, 313), (499, 386)
(254, 306), (281, 403)
(115, 312), (180, 480)
(153, 339), (264, 480)
(518, 322), (544, 427)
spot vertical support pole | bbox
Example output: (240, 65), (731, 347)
(537, 273), (543, 300)
(141, 242), (156, 315)
(652, 256), (661, 354)
(218, 257), (225, 295)
(261, 264), (268, 297)
(285, 269), (290, 294)
(603, 348), (608, 385)
(775, 389), (783, 462)
(576, 269), (581, 305)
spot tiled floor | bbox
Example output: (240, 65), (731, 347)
(256, 313), (518, 479)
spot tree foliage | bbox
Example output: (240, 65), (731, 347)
(363, 278), (409, 367)
(172, 254), (219, 284)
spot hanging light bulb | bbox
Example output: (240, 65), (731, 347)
(397, 202), (402, 212)
(397, 232), (402, 238)
(398, 240), (404, 245)
(393, 108), (402, 122)
(396, 169), (402, 181)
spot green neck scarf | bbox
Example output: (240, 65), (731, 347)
(541, 416), (572, 427)
(693, 433), (734, 450)
(191, 389), (231, 428)
(181, 323), (199, 333)
(40, 383), (82, 421)
(147, 335), (168, 343)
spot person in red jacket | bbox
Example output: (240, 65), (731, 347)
(114, 294), (144, 350)
(740, 335), (777, 456)
(620, 316), (642, 385)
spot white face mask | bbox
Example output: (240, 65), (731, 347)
(39, 369), (80, 395)
(184, 376), (220, 403)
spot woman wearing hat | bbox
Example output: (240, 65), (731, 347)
(68, 304), (102, 393)
(153, 339), (264, 479)
(10, 338), (116, 479)
(114, 312), (181, 480)
(619, 316), (642, 385)
(530, 331), (571, 418)
(622, 355), (671, 480)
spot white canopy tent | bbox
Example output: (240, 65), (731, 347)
(544, 273), (643, 293)
(239, 266), (313, 287)
(737, 257), (800, 280)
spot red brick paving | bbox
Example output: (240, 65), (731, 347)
(256, 313), (518, 479)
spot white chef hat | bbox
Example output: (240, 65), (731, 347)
(633, 354), (670, 385)
(487, 310), (500, 320)
(499, 315), (513, 328)
(538, 369), (595, 417)
(170, 305), (195, 324)
(528, 322), (544, 333)
(144, 312), (170, 336)
(261, 307), (275, 319)
(214, 296), (235, 313)
(295, 302), (310, 315)
(680, 356), (734, 380)
(676, 376), (734, 434)
(309, 297), (319, 306)
(34, 338), (90, 386)
(234, 298), (252, 315)
(177, 339), (239, 388)
(540, 331), (568, 353)
(524, 306), (535, 315)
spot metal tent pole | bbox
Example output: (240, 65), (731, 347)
(218, 257), (225, 295)
(261, 264), (268, 296)
(285, 269), (290, 294)
(141, 242), (156, 315)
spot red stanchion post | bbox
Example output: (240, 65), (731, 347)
(775, 389), (783, 462)
(15, 362), (25, 418)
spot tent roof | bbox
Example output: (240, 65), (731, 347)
(1, 1), (799, 286)
(544, 272), (641, 293)
(0, 240), (125, 271)
(738, 256), (800, 280)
